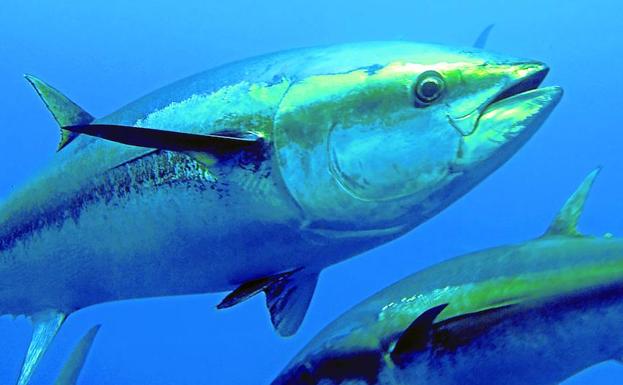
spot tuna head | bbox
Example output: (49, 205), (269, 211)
(273, 43), (562, 238)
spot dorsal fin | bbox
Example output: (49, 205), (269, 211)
(217, 268), (319, 337)
(473, 24), (495, 49)
(25, 75), (262, 160)
(543, 167), (601, 237)
(390, 303), (448, 365)
(25, 75), (94, 151)
(54, 325), (101, 385)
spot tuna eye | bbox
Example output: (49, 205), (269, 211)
(413, 71), (445, 107)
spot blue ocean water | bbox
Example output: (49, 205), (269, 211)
(1, 0), (623, 384)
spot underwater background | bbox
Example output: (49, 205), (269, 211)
(1, 0), (622, 384)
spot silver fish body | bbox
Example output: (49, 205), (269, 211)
(2, 40), (562, 385)
(2, 42), (561, 319)
(273, 169), (623, 385)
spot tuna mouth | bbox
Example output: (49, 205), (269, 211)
(487, 66), (550, 108)
(452, 64), (562, 172)
(448, 64), (552, 136)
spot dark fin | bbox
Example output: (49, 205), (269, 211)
(24, 75), (94, 151)
(54, 325), (101, 385)
(63, 124), (262, 162)
(265, 271), (318, 337)
(543, 167), (601, 237)
(17, 310), (67, 385)
(390, 303), (448, 365)
(217, 269), (319, 337)
(473, 24), (495, 49)
(217, 275), (283, 308)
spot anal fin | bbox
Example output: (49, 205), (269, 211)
(54, 325), (101, 385)
(217, 269), (319, 337)
(17, 310), (66, 385)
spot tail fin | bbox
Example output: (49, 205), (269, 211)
(54, 325), (101, 385)
(24, 75), (94, 151)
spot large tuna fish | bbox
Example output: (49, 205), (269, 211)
(272, 168), (623, 385)
(3, 41), (561, 384)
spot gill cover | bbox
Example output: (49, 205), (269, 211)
(273, 64), (461, 228)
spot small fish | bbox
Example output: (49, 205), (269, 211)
(3, 41), (561, 384)
(273, 168), (623, 385)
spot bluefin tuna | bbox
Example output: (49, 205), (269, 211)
(272, 168), (623, 385)
(3, 41), (561, 384)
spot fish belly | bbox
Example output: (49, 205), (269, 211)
(0, 152), (317, 316)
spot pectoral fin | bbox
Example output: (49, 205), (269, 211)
(54, 325), (101, 385)
(25, 75), (262, 160)
(63, 124), (262, 163)
(217, 269), (319, 337)
(17, 310), (67, 385)
(390, 304), (448, 365)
